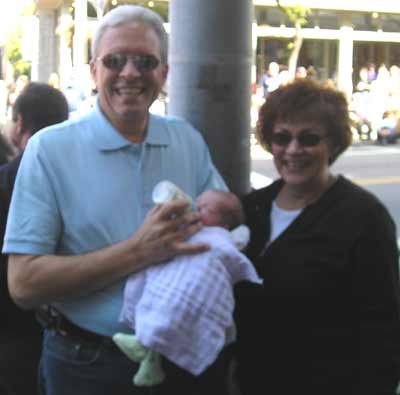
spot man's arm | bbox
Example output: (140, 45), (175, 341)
(8, 199), (209, 309)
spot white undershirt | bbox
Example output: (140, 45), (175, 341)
(269, 200), (303, 243)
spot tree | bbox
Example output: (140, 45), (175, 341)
(3, 1), (35, 80)
(275, 1), (310, 80)
(5, 29), (31, 79)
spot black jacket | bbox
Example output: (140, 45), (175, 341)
(234, 176), (400, 395)
(0, 153), (41, 335)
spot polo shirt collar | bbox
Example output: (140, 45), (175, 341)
(146, 114), (170, 146)
(90, 101), (170, 151)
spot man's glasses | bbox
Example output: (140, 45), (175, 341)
(270, 131), (327, 147)
(97, 53), (160, 73)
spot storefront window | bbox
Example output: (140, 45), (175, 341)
(382, 14), (400, 33)
(315, 11), (339, 29)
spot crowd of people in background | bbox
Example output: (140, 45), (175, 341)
(256, 61), (320, 101)
(255, 60), (400, 145)
(351, 62), (400, 144)
(2, 59), (400, 154)
(0, 71), (94, 123)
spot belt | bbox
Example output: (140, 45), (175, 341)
(36, 305), (114, 346)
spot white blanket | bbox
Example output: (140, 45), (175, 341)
(119, 226), (262, 375)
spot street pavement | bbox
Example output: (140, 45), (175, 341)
(250, 140), (400, 188)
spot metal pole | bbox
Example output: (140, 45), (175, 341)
(168, 0), (253, 195)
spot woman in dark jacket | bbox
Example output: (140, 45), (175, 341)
(234, 78), (400, 395)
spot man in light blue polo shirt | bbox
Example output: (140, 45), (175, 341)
(3, 5), (227, 395)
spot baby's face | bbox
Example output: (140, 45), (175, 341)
(196, 192), (223, 227)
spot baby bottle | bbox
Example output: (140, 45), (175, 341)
(152, 180), (193, 212)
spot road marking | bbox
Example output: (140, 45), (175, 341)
(346, 147), (400, 157)
(351, 177), (400, 186)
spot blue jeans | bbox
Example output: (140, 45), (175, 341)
(39, 329), (230, 395)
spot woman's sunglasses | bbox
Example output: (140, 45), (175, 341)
(97, 53), (160, 73)
(270, 131), (327, 147)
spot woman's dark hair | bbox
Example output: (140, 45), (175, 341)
(256, 78), (352, 164)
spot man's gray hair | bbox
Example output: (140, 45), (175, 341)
(91, 5), (168, 64)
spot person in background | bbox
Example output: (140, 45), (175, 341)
(355, 66), (371, 92)
(0, 132), (14, 165)
(63, 74), (87, 115)
(389, 65), (400, 99)
(295, 65), (307, 79)
(278, 68), (291, 87)
(234, 78), (400, 395)
(367, 62), (377, 83)
(376, 110), (398, 145)
(306, 65), (317, 80)
(0, 79), (10, 119)
(259, 61), (281, 99)
(0, 82), (69, 395)
(3, 5), (227, 395)
(48, 72), (61, 90)
(6, 74), (29, 116)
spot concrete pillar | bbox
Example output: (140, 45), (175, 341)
(73, 0), (88, 68)
(337, 15), (354, 99)
(36, 9), (58, 82)
(383, 43), (389, 66)
(168, 0), (253, 195)
(21, 16), (39, 81)
(58, 5), (74, 88)
(322, 40), (330, 81)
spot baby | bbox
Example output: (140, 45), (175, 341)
(113, 183), (262, 386)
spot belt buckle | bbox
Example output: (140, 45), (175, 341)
(36, 305), (57, 328)
(54, 313), (68, 337)
(36, 305), (68, 337)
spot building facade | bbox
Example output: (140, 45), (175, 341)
(254, 1), (400, 97)
(34, 0), (400, 98)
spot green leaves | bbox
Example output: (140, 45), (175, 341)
(275, 1), (311, 27)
